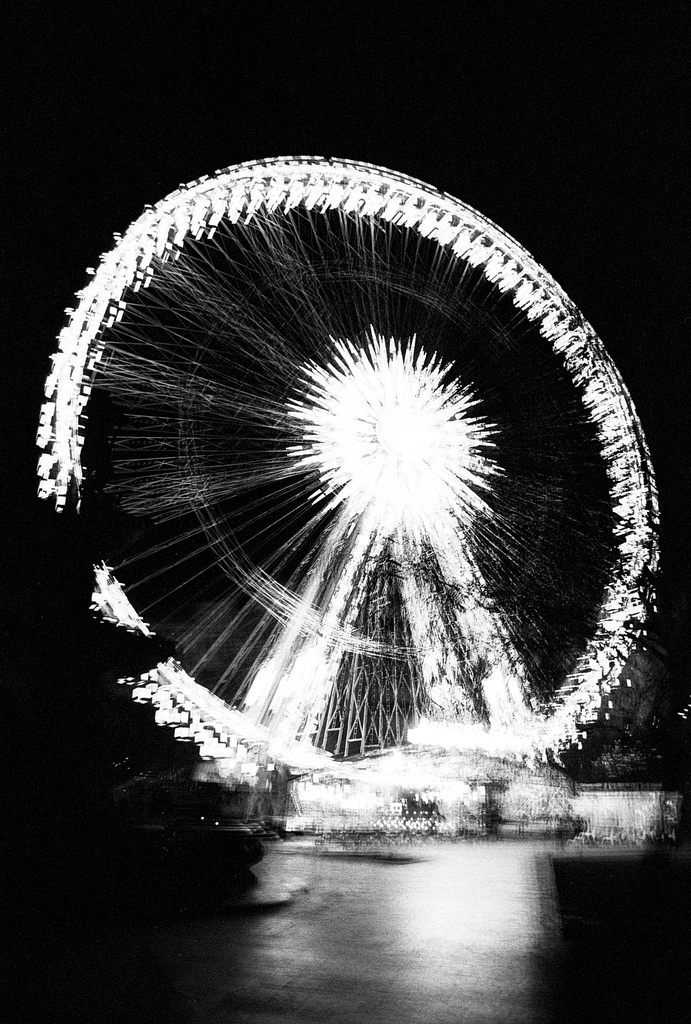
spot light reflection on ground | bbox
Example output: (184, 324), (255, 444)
(142, 839), (566, 1024)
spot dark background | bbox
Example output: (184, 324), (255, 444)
(2, 3), (689, 795)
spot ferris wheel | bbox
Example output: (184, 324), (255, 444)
(37, 157), (658, 760)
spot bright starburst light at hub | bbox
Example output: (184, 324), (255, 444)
(37, 157), (658, 769)
(286, 328), (498, 535)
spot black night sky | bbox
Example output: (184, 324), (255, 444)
(3, 1), (690, 802)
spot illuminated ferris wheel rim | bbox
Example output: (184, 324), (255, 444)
(37, 156), (659, 752)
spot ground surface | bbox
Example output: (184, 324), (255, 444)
(8, 836), (691, 1023)
(139, 839), (564, 1024)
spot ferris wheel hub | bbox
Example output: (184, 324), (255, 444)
(376, 404), (428, 461)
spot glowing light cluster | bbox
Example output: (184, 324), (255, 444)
(407, 717), (539, 757)
(287, 327), (497, 539)
(91, 562), (153, 636)
(119, 656), (345, 774)
(37, 158), (659, 755)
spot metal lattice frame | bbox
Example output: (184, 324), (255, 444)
(314, 652), (426, 758)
